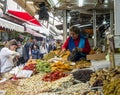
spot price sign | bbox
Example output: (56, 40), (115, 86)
(16, 70), (33, 78)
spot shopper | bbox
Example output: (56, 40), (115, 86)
(56, 40), (62, 49)
(31, 44), (40, 59)
(23, 38), (33, 62)
(39, 42), (48, 59)
(0, 39), (20, 73)
(61, 25), (91, 61)
(16, 41), (25, 65)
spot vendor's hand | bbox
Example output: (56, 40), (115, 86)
(76, 47), (83, 52)
(72, 48), (78, 52)
(13, 56), (19, 62)
(72, 47), (82, 52)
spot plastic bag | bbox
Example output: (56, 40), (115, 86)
(67, 48), (86, 62)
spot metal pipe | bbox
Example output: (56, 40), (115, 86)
(3, 0), (7, 13)
(114, 0), (120, 35)
(110, 9), (114, 34)
(93, 10), (97, 47)
(63, 10), (67, 42)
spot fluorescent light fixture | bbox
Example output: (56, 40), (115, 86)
(52, 0), (60, 7)
(67, 16), (71, 22)
(26, 1), (34, 4)
(78, 0), (83, 6)
(103, 15), (107, 24)
(103, 20), (107, 24)
(52, 0), (58, 5)
(104, 0), (108, 4)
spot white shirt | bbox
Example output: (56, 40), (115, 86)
(40, 46), (48, 54)
(0, 47), (20, 73)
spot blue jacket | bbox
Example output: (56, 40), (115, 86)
(31, 49), (40, 59)
(68, 36), (85, 52)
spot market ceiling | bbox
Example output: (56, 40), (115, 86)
(13, 0), (114, 16)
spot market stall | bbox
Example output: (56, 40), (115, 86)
(0, 48), (119, 95)
(0, 0), (120, 95)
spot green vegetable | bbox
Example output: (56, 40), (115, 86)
(36, 60), (51, 73)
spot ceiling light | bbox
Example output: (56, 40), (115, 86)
(78, 0), (83, 6)
(104, 0), (108, 4)
(52, 0), (58, 5)
(26, 1), (34, 4)
(67, 16), (71, 22)
(103, 15), (107, 24)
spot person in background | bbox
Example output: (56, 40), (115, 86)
(61, 25), (91, 60)
(16, 41), (25, 65)
(48, 42), (56, 52)
(0, 39), (20, 73)
(52, 43), (56, 50)
(56, 40), (62, 49)
(33, 38), (39, 49)
(31, 44), (40, 59)
(23, 38), (33, 62)
(39, 42), (48, 59)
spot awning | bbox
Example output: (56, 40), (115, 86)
(25, 24), (49, 36)
(0, 18), (24, 32)
(7, 10), (41, 26)
(26, 28), (46, 38)
(54, 35), (63, 40)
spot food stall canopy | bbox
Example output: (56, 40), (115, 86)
(26, 28), (46, 38)
(7, 10), (41, 26)
(54, 35), (63, 40)
(0, 18), (24, 32)
(25, 24), (49, 36)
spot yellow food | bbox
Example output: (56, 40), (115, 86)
(26, 59), (37, 66)
(51, 61), (72, 72)
(74, 60), (91, 69)
(43, 51), (57, 60)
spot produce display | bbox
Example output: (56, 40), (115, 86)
(74, 60), (91, 69)
(0, 81), (24, 95)
(36, 60), (51, 73)
(38, 82), (90, 95)
(23, 64), (36, 72)
(83, 90), (102, 95)
(43, 51), (57, 60)
(42, 71), (68, 82)
(43, 50), (71, 61)
(25, 59), (37, 66)
(60, 50), (71, 60)
(17, 74), (74, 94)
(103, 79), (120, 95)
(0, 50), (119, 95)
(51, 61), (72, 72)
(72, 69), (94, 83)
(90, 66), (120, 87)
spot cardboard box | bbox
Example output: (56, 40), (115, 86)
(87, 53), (106, 60)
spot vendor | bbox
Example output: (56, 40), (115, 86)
(61, 25), (91, 61)
(0, 39), (20, 73)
